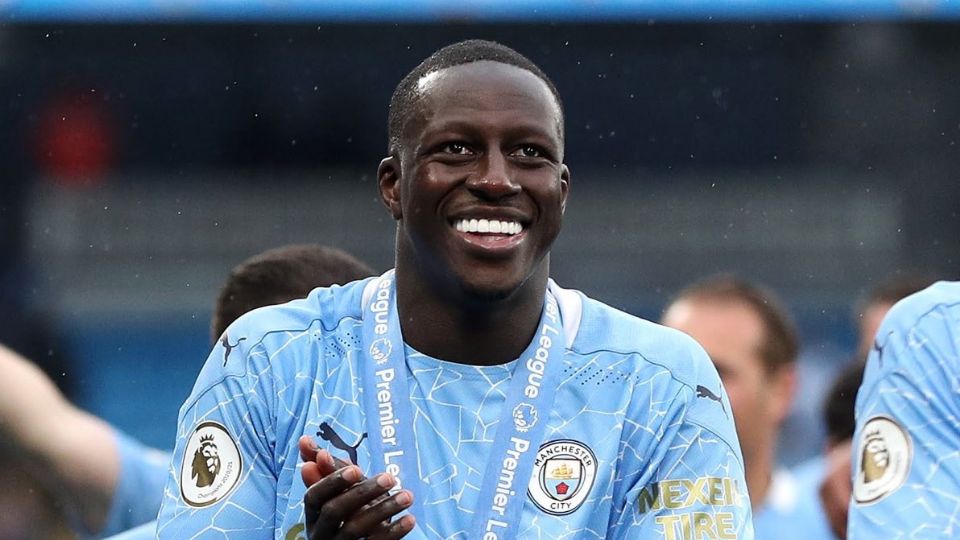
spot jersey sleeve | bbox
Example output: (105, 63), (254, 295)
(156, 332), (279, 539)
(100, 430), (170, 537)
(609, 347), (754, 540)
(848, 289), (960, 539)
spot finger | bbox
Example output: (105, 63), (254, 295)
(302, 460), (324, 488)
(316, 449), (360, 478)
(305, 465), (365, 538)
(343, 490), (415, 540)
(302, 449), (338, 488)
(314, 449), (337, 476)
(367, 514), (417, 540)
(299, 435), (319, 464)
(306, 471), (395, 538)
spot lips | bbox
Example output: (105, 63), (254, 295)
(453, 218), (523, 235)
(448, 213), (529, 253)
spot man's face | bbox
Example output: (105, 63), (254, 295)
(382, 61), (569, 300)
(663, 298), (793, 465)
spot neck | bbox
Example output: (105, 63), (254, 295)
(744, 442), (775, 512)
(393, 265), (549, 366)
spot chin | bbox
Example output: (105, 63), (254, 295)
(455, 272), (525, 303)
(451, 253), (551, 304)
(457, 280), (515, 302)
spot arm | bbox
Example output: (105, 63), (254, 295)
(156, 339), (279, 538)
(847, 294), (960, 538)
(608, 369), (753, 539)
(0, 343), (118, 533)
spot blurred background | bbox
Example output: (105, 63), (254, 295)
(2, 1), (958, 472)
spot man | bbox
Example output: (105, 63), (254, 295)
(847, 281), (960, 538)
(158, 40), (752, 539)
(814, 273), (934, 539)
(814, 359), (864, 539)
(662, 276), (828, 538)
(0, 244), (373, 538)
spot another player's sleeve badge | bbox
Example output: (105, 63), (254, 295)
(853, 415), (912, 504)
(179, 421), (243, 507)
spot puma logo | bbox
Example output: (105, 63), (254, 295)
(221, 334), (246, 366)
(317, 422), (368, 465)
(695, 384), (727, 417)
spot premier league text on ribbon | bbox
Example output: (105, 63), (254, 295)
(484, 296), (561, 540)
(369, 275), (407, 491)
(371, 275), (391, 336)
(374, 368), (404, 486)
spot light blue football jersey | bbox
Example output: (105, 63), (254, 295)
(848, 281), (960, 539)
(753, 464), (833, 540)
(99, 431), (168, 538)
(157, 276), (752, 539)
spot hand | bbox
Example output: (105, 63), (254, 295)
(819, 439), (852, 540)
(298, 436), (416, 540)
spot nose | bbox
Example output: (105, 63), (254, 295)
(465, 149), (521, 200)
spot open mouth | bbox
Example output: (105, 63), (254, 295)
(452, 218), (524, 236)
(450, 217), (528, 252)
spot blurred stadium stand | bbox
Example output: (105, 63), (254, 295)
(2, 17), (958, 463)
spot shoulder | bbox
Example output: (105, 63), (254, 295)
(565, 286), (718, 391)
(876, 281), (960, 347)
(228, 276), (373, 348)
(191, 277), (372, 391)
(868, 281), (960, 378)
(559, 284), (736, 446)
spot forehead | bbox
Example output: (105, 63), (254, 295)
(665, 298), (766, 365)
(408, 61), (562, 139)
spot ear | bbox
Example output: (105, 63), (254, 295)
(559, 164), (571, 214)
(378, 156), (402, 220)
(770, 364), (797, 425)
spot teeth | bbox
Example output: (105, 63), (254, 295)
(453, 218), (523, 235)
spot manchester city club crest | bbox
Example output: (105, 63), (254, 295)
(528, 439), (597, 515)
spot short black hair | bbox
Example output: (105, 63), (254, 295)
(387, 39), (563, 154)
(211, 244), (375, 342)
(822, 359), (866, 444)
(668, 275), (799, 373)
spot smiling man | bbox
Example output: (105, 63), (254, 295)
(157, 40), (752, 539)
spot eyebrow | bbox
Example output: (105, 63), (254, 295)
(420, 119), (562, 143)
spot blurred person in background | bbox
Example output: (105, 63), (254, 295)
(662, 276), (824, 538)
(847, 281), (960, 538)
(851, 272), (939, 363)
(815, 359), (864, 539)
(813, 272), (936, 539)
(0, 244), (374, 540)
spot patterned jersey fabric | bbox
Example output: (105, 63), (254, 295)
(849, 281), (960, 539)
(157, 276), (753, 539)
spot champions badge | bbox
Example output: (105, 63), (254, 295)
(853, 415), (911, 504)
(180, 421), (243, 507)
(528, 439), (597, 515)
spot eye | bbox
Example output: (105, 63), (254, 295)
(512, 145), (545, 159)
(440, 142), (472, 155)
